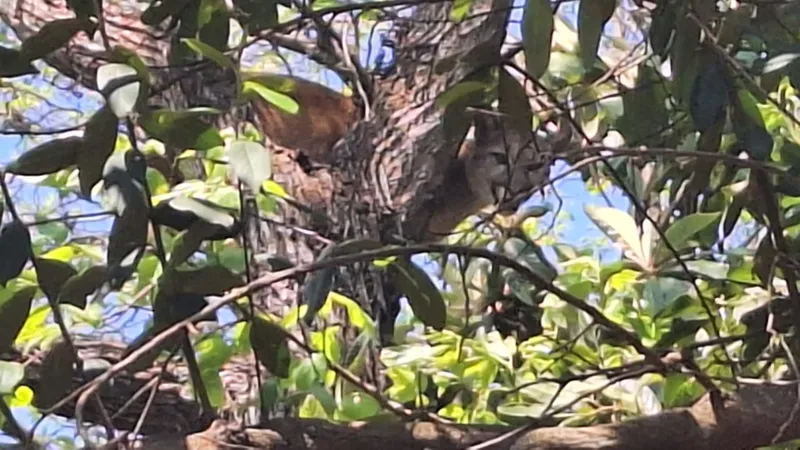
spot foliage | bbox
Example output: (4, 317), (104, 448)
(1, 0), (800, 448)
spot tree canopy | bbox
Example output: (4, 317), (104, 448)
(1, 0), (800, 449)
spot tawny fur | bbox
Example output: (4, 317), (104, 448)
(247, 75), (552, 240)
(248, 74), (359, 164)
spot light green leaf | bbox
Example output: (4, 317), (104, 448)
(227, 140), (272, 192)
(97, 63), (142, 118)
(0, 361), (24, 394)
(656, 212), (720, 260)
(242, 80), (299, 115)
(584, 205), (647, 266)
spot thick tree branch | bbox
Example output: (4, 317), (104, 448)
(131, 383), (800, 450)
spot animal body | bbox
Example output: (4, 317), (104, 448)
(248, 74), (557, 240)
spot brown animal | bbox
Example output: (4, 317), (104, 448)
(144, 74), (556, 240)
(246, 74), (562, 240)
(247, 74), (359, 165)
(422, 115), (558, 241)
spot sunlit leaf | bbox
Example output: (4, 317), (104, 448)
(0, 361), (24, 395)
(227, 140), (272, 192)
(450, 0), (473, 22)
(584, 205), (647, 266)
(97, 63), (143, 118)
(242, 80), (299, 115)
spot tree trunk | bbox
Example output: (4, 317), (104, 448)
(135, 383), (800, 450)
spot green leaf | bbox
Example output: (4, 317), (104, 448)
(197, 4), (230, 52)
(689, 59), (729, 132)
(227, 140), (272, 192)
(450, 0), (473, 22)
(641, 277), (692, 317)
(141, 0), (189, 26)
(66, 0), (100, 18)
(498, 68), (533, 134)
(78, 105), (119, 197)
(138, 108), (223, 151)
(57, 265), (107, 309)
(0, 286), (37, 351)
(389, 258), (446, 330)
(0, 220), (32, 287)
(435, 81), (488, 109)
(656, 212), (720, 259)
(250, 317), (291, 378)
(0, 47), (38, 78)
(200, 368), (225, 407)
(242, 80), (299, 114)
(617, 66), (669, 144)
(584, 205), (647, 266)
(107, 195), (148, 288)
(33, 258), (77, 304)
(302, 239), (385, 325)
(670, 7), (700, 104)
(181, 37), (235, 69)
(648, 4), (675, 58)
(196, 334), (233, 370)
(153, 291), (213, 326)
(301, 266), (335, 326)
(577, 0), (616, 69)
(96, 63), (143, 118)
(169, 221), (220, 267)
(331, 293), (375, 334)
(0, 361), (24, 395)
(338, 392), (380, 420)
(6, 136), (80, 176)
(151, 197), (239, 241)
(521, 0), (553, 79)
(20, 18), (97, 60)
(170, 266), (244, 295)
(33, 339), (75, 409)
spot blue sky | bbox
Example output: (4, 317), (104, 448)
(0, 1), (634, 444)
